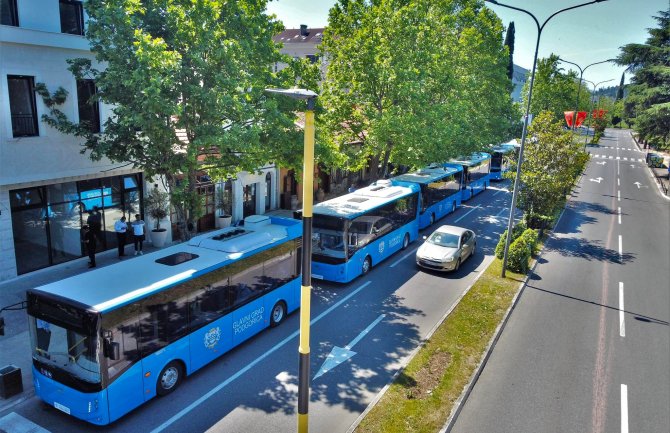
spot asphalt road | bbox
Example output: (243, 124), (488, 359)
(1, 181), (518, 432)
(451, 129), (670, 433)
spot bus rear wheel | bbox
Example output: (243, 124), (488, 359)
(402, 233), (410, 250)
(362, 256), (372, 275)
(452, 201), (456, 213)
(157, 361), (183, 396)
(270, 301), (287, 327)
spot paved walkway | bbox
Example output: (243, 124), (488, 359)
(630, 132), (670, 195)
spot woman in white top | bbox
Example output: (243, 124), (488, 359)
(132, 214), (146, 255)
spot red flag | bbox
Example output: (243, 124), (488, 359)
(564, 111), (574, 127)
(564, 111), (588, 127)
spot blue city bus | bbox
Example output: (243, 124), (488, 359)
(392, 165), (463, 229)
(490, 143), (518, 181)
(26, 215), (301, 425)
(307, 179), (420, 283)
(445, 152), (492, 201)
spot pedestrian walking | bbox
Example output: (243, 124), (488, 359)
(132, 214), (146, 255)
(114, 216), (128, 258)
(82, 225), (96, 268)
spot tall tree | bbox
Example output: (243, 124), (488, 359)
(37, 0), (313, 238)
(616, 72), (625, 101)
(507, 111), (588, 227)
(616, 8), (670, 148)
(504, 21), (515, 80)
(522, 54), (588, 123)
(320, 0), (513, 179)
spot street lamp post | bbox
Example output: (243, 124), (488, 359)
(558, 57), (614, 133)
(265, 88), (317, 433)
(485, 0), (609, 277)
(582, 78), (614, 145)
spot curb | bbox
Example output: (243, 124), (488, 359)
(345, 256), (495, 433)
(630, 131), (670, 200)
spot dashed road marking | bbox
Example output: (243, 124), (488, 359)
(0, 412), (51, 433)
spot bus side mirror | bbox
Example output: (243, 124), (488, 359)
(103, 337), (120, 360)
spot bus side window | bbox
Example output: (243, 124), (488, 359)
(102, 303), (140, 381)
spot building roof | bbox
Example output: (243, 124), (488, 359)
(273, 27), (325, 44)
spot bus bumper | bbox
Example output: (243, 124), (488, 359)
(33, 366), (109, 425)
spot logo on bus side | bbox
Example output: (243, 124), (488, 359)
(204, 327), (222, 349)
(379, 241), (385, 254)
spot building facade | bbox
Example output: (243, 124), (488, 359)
(0, 1), (283, 282)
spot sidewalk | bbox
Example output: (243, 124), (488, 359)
(630, 131), (670, 196)
(0, 240), (165, 414)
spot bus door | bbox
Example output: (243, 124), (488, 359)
(230, 265), (267, 346)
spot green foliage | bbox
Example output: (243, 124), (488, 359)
(506, 234), (531, 273)
(522, 54), (590, 123)
(37, 0), (315, 238)
(504, 21), (515, 81)
(617, 9), (670, 148)
(144, 187), (170, 231)
(494, 220), (527, 259)
(320, 0), (514, 178)
(215, 186), (232, 217)
(507, 111), (588, 224)
(518, 228), (539, 256)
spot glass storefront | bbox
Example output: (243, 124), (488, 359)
(10, 174), (143, 275)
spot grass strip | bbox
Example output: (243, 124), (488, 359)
(354, 259), (526, 433)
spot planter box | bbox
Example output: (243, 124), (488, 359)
(0, 365), (23, 399)
(150, 229), (168, 248)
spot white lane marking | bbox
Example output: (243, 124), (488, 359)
(0, 413), (52, 433)
(617, 178), (620, 186)
(621, 384), (629, 433)
(618, 207), (622, 224)
(150, 281), (372, 433)
(496, 207), (508, 218)
(638, 158), (643, 162)
(619, 235), (623, 259)
(454, 204), (481, 223)
(619, 282), (625, 337)
(618, 190), (621, 201)
(618, 160), (620, 175)
(616, 156), (621, 160)
(390, 250), (415, 268)
(623, 157), (628, 161)
(609, 155), (614, 159)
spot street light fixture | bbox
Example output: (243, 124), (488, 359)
(484, 0), (609, 277)
(581, 78), (614, 145)
(265, 87), (317, 433)
(558, 57), (615, 133)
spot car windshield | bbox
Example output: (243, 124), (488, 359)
(29, 317), (101, 385)
(427, 232), (460, 248)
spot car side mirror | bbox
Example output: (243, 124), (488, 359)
(103, 337), (120, 360)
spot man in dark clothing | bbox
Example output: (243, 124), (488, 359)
(82, 225), (97, 268)
(87, 207), (103, 246)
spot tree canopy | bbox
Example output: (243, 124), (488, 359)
(39, 0), (315, 235)
(616, 8), (670, 148)
(319, 0), (514, 179)
(522, 54), (591, 125)
(504, 21), (515, 81)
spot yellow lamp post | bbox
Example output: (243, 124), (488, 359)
(265, 88), (317, 433)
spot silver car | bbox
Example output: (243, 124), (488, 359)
(416, 225), (476, 272)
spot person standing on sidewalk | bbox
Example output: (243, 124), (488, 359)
(114, 216), (128, 258)
(132, 214), (146, 255)
(82, 225), (96, 267)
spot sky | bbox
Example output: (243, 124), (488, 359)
(266, 0), (669, 89)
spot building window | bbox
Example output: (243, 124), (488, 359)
(7, 75), (39, 137)
(1, 0), (19, 26)
(77, 80), (100, 133)
(59, 0), (84, 35)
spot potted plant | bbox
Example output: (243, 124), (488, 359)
(145, 186), (170, 247)
(215, 186), (233, 228)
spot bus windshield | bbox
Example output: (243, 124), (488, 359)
(29, 317), (101, 387)
(312, 215), (347, 263)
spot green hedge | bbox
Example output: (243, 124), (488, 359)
(506, 228), (538, 273)
(494, 221), (527, 259)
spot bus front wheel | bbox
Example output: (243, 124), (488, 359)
(452, 201), (456, 213)
(157, 361), (183, 396)
(270, 301), (287, 327)
(362, 256), (372, 275)
(402, 233), (410, 250)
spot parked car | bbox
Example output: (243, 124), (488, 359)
(416, 225), (476, 272)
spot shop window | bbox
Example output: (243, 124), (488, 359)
(8, 75), (38, 137)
